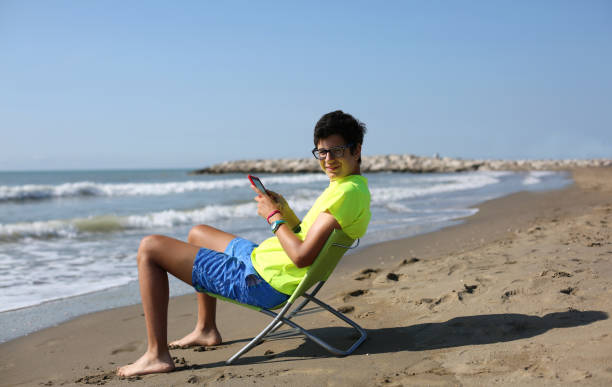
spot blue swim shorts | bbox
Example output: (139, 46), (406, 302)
(191, 237), (289, 309)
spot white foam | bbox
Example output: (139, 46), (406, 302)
(0, 241), (137, 312)
(0, 202), (253, 240)
(0, 275), (134, 313)
(522, 171), (555, 185)
(417, 170), (513, 181)
(0, 174), (328, 202)
(256, 174), (328, 185)
(124, 203), (257, 229)
(0, 196), (321, 241)
(0, 220), (77, 240)
(371, 173), (499, 204)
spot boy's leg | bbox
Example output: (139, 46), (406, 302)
(169, 225), (236, 348)
(117, 235), (201, 377)
(188, 224), (237, 252)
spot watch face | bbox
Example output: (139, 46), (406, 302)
(271, 220), (285, 233)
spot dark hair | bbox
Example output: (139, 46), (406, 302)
(313, 110), (367, 162)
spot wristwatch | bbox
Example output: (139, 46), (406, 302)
(270, 219), (286, 233)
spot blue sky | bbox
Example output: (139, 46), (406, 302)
(1, 1), (610, 171)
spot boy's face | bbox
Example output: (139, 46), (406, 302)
(316, 134), (361, 180)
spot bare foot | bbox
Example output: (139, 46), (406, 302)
(117, 351), (175, 377)
(169, 327), (222, 348)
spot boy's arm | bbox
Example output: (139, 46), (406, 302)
(272, 211), (338, 268)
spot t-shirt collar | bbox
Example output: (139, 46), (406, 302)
(329, 174), (365, 185)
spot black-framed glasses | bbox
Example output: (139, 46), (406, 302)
(312, 143), (354, 160)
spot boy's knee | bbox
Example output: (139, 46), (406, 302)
(188, 225), (209, 244)
(137, 234), (164, 262)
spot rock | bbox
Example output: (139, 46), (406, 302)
(190, 155), (612, 175)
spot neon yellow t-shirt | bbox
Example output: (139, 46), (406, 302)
(251, 175), (371, 295)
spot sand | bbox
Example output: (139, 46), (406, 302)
(1, 167), (611, 386)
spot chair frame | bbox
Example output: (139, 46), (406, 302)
(208, 230), (367, 365)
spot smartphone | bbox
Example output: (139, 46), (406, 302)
(248, 174), (269, 197)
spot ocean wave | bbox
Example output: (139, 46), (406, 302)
(522, 171), (555, 186)
(0, 187), (327, 241)
(0, 173), (501, 241)
(0, 202), (253, 241)
(124, 203), (257, 229)
(371, 173), (499, 204)
(0, 220), (79, 240)
(417, 170), (514, 181)
(0, 174), (328, 202)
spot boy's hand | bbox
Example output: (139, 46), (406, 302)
(267, 191), (300, 229)
(251, 185), (279, 220)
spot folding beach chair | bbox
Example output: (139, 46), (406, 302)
(207, 229), (366, 364)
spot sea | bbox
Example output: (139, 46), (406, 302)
(0, 169), (571, 342)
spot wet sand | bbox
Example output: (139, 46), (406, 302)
(1, 167), (611, 386)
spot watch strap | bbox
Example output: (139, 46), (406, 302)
(270, 220), (287, 233)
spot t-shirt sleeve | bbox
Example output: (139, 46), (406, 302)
(325, 185), (361, 230)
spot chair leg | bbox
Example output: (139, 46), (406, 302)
(226, 295), (367, 364)
(227, 284), (324, 364)
(226, 303), (293, 365)
(289, 282), (325, 319)
(300, 294), (368, 356)
(267, 282), (326, 336)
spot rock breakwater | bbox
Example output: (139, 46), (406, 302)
(191, 155), (612, 174)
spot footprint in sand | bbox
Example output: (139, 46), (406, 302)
(527, 226), (543, 234)
(343, 289), (368, 302)
(354, 268), (379, 280)
(76, 371), (121, 384)
(447, 263), (466, 276)
(417, 298), (434, 305)
(193, 344), (229, 352)
(457, 284), (478, 301)
(263, 349), (276, 358)
(110, 340), (141, 355)
(501, 289), (518, 301)
(386, 272), (400, 281)
(357, 311), (375, 318)
(172, 356), (188, 366)
(560, 287), (576, 295)
(416, 295), (451, 309)
(350, 289), (366, 296)
(187, 375), (201, 384)
(552, 271), (572, 278)
(337, 305), (355, 313)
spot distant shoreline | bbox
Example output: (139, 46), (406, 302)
(191, 154), (612, 174)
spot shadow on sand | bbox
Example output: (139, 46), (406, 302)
(361, 309), (608, 353)
(198, 309), (608, 367)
